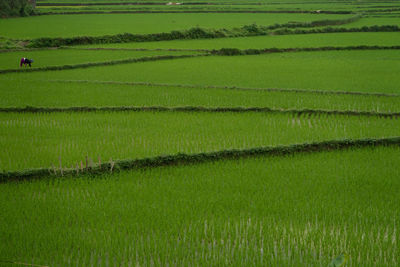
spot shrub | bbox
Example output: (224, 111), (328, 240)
(0, 0), (35, 17)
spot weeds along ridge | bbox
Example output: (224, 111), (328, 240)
(0, 54), (204, 74)
(49, 79), (400, 98)
(1, 137), (399, 182)
(2, 45), (400, 75)
(1, 105), (400, 118)
(26, 14), (364, 48)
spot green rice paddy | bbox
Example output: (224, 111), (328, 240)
(1, 146), (399, 266)
(79, 32), (400, 50)
(1, 1), (400, 266)
(1, 80), (399, 112)
(0, 13), (352, 39)
(4, 50), (399, 94)
(2, 111), (400, 171)
(0, 49), (198, 70)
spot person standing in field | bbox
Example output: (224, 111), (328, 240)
(20, 57), (34, 67)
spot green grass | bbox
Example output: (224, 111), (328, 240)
(1, 111), (399, 171)
(0, 49), (199, 70)
(34, 2), (362, 13)
(1, 146), (399, 266)
(342, 17), (400, 27)
(0, 80), (399, 113)
(3, 50), (399, 94)
(0, 13), (353, 39)
(78, 32), (400, 50)
(1, 6), (400, 266)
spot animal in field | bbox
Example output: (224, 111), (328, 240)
(20, 58), (34, 67)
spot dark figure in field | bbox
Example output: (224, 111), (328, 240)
(20, 58), (34, 67)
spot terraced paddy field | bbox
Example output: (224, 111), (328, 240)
(1, 0), (400, 266)
(1, 147), (399, 266)
(1, 80), (399, 112)
(77, 32), (400, 50)
(0, 49), (201, 70)
(2, 111), (399, 171)
(4, 50), (399, 94)
(0, 13), (352, 39)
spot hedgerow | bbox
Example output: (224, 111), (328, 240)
(0, 0), (35, 17)
(26, 15), (363, 48)
(36, 10), (355, 15)
(3, 45), (399, 75)
(211, 45), (400, 56)
(1, 105), (399, 118)
(1, 137), (399, 182)
(273, 25), (400, 35)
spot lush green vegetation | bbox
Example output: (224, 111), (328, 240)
(1, 111), (399, 171)
(0, 49), (198, 70)
(0, 13), (352, 39)
(342, 17), (400, 28)
(80, 32), (400, 50)
(1, 1), (400, 265)
(1, 146), (399, 266)
(0, 0), (35, 17)
(3, 50), (399, 94)
(1, 80), (399, 112)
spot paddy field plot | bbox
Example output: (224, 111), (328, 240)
(1, 80), (399, 112)
(4, 50), (399, 94)
(80, 32), (400, 50)
(1, 146), (399, 266)
(0, 13), (353, 39)
(0, 49), (200, 70)
(341, 17), (400, 28)
(1, 111), (399, 171)
(1, 2), (400, 266)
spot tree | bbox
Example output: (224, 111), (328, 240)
(0, 0), (35, 17)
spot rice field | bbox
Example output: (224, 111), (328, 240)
(1, 80), (399, 112)
(0, 49), (199, 70)
(1, 1), (400, 266)
(76, 32), (400, 50)
(0, 13), (352, 39)
(1, 111), (400, 171)
(3, 50), (399, 94)
(1, 146), (399, 266)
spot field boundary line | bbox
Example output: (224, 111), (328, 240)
(0, 54), (207, 74)
(5, 45), (400, 55)
(26, 15), (362, 48)
(0, 47), (209, 53)
(36, 10), (355, 15)
(1, 106), (400, 118)
(68, 47), (209, 52)
(1, 137), (399, 182)
(47, 79), (400, 98)
(211, 45), (400, 56)
(272, 25), (400, 36)
(34, 2), (358, 7)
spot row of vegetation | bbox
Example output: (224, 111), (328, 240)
(1, 111), (399, 171)
(2, 79), (399, 113)
(37, 10), (355, 15)
(1, 146), (398, 266)
(28, 24), (400, 48)
(212, 45), (400, 56)
(0, 0), (35, 17)
(53, 79), (400, 98)
(1, 105), (399, 118)
(26, 15), (362, 47)
(4, 45), (400, 75)
(0, 54), (201, 74)
(273, 25), (400, 35)
(1, 137), (399, 182)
